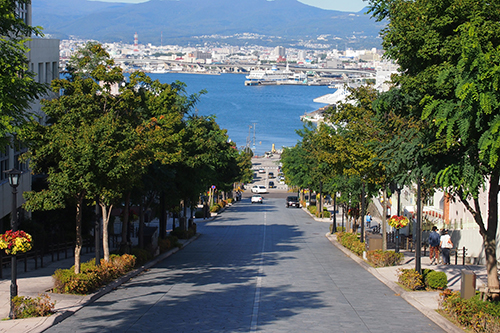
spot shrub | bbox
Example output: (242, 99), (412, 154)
(130, 247), (153, 266)
(307, 205), (317, 215)
(426, 271), (448, 290)
(398, 268), (424, 290)
(227, 198), (233, 204)
(53, 254), (137, 295)
(366, 250), (404, 267)
(322, 211), (331, 218)
(11, 294), (55, 319)
(170, 225), (196, 239)
(440, 290), (500, 332)
(210, 205), (220, 213)
(337, 232), (366, 256)
(194, 210), (204, 218)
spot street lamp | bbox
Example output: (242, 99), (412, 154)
(330, 192), (341, 234)
(331, 192), (337, 234)
(395, 183), (402, 253)
(4, 168), (21, 319)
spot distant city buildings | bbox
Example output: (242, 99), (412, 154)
(59, 34), (387, 74)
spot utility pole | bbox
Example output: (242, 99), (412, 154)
(382, 186), (387, 251)
(252, 122), (256, 151)
(416, 181), (422, 274)
(361, 182), (365, 243)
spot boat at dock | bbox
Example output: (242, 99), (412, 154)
(245, 65), (292, 85)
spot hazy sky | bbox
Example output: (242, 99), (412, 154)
(94, 0), (367, 13)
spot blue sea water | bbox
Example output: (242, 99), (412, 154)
(148, 73), (330, 155)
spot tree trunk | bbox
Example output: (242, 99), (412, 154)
(100, 202), (113, 262)
(159, 191), (166, 239)
(95, 199), (101, 266)
(139, 197), (145, 249)
(486, 172), (500, 299)
(120, 192), (131, 252)
(382, 187), (387, 251)
(74, 193), (84, 274)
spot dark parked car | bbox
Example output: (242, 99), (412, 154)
(268, 181), (275, 188)
(286, 196), (300, 208)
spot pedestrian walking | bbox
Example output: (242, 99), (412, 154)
(440, 229), (453, 265)
(428, 226), (440, 265)
(365, 212), (372, 228)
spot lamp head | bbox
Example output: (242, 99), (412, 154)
(4, 168), (21, 188)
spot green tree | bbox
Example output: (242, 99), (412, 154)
(0, 0), (46, 149)
(369, 0), (500, 293)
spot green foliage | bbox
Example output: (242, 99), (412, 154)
(0, 0), (46, 150)
(367, 0), (500, 287)
(210, 204), (220, 213)
(170, 225), (196, 239)
(366, 250), (404, 267)
(321, 211), (331, 218)
(397, 268), (424, 290)
(425, 270), (448, 290)
(11, 294), (55, 319)
(130, 247), (153, 266)
(307, 205), (317, 215)
(337, 231), (365, 256)
(440, 290), (500, 332)
(53, 254), (136, 295)
(158, 235), (182, 253)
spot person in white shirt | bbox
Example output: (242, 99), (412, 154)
(440, 229), (453, 265)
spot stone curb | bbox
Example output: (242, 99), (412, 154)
(325, 232), (464, 333)
(26, 233), (201, 333)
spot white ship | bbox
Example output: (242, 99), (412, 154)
(246, 65), (291, 81)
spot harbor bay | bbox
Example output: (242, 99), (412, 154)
(149, 73), (331, 155)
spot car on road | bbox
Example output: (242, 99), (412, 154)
(251, 185), (267, 194)
(286, 196), (300, 208)
(251, 195), (263, 204)
(268, 181), (275, 188)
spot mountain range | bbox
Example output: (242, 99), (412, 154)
(32, 0), (384, 48)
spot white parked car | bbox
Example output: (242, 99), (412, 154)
(251, 195), (263, 204)
(251, 185), (267, 194)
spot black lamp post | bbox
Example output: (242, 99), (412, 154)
(331, 192), (338, 234)
(4, 168), (21, 319)
(415, 181), (422, 274)
(395, 184), (402, 253)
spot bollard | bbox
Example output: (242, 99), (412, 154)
(461, 270), (476, 299)
(463, 246), (467, 266)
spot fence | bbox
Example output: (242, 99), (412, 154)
(0, 238), (97, 279)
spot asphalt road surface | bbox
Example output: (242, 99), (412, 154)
(46, 198), (443, 333)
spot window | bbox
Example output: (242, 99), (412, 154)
(0, 148), (9, 182)
(13, 144), (28, 172)
(16, 2), (28, 25)
(38, 63), (43, 83)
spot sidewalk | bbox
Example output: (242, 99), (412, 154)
(326, 232), (484, 333)
(0, 235), (200, 333)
